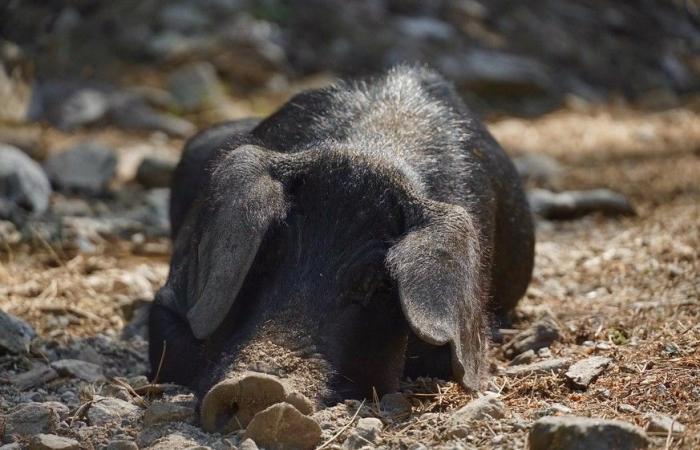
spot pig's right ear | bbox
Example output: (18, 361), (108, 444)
(186, 146), (289, 339)
(386, 200), (489, 390)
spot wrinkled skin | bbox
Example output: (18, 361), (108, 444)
(149, 66), (534, 432)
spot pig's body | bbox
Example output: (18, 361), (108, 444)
(150, 66), (534, 434)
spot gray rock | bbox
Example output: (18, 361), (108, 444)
(565, 356), (612, 389)
(343, 417), (383, 449)
(29, 434), (79, 450)
(167, 62), (224, 111)
(509, 349), (536, 366)
(438, 49), (552, 94)
(0, 144), (51, 222)
(114, 104), (195, 137)
(3, 403), (60, 439)
(529, 416), (649, 450)
(239, 439), (259, 450)
(0, 443), (23, 450)
(28, 82), (110, 130)
(503, 357), (571, 377)
(102, 440), (138, 450)
(147, 433), (207, 450)
(40, 402), (70, 420)
(645, 414), (685, 435)
(12, 364), (59, 390)
(136, 423), (210, 448)
(143, 401), (194, 425)
(0, 308), (37, 354)
(30, 79), (195, 137)
(44, 143), (117, 196)
(528, 188), (635, 220)
(214, 14), (288, 87)
(356, 417), (383, 441)
(158, 4), (210, 33)
(513, 154), (564, 186)
(503, 316), (560, 359)
(86, 396), (141, 426)
(535, 403), (573, 417)
(379, 393), (411, 418)
(618, 404), (637, 414)
(395, 17), (455, 41)
(51, 359), (105, 382)
(135, 157), (175, 188)
(448, 393), (505, 438)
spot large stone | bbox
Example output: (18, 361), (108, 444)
(528, 189), (635, 220)
(136, 423), (210, 448)
(28, 434), (79, 450)
(0, 144), (51, 222)
(146, 433), (207, 450)
(102, 440), (138, 450)
(645, 414), (685, 435)
(380, 393), (412, 418)
(565, 356), (612, 390)
(343, 417), (384, 449)
(86, 396), (141, 426)
(143, 401), (194, 425)
(3, 403), (60, 438)
(448, 393), (505, 438)
(503, 358), (571, 377)
(239, 439), (259, 450)
(12, 364), (59, 390)
(503, 316), (560, 359)
(244, 402), (322, 450)
(135, 157), (175, 188)
(0, 309), (36, 355)
(51, 359), (105, 383)
(44, 143), (117, 196)
(167, 62), (224, 111)
(528, 416), (649, 450)
(158, 3), (210, 33)
(28, 81), (110, 130)
(513, 154), (564, 186)
(438, 49), (552, 94)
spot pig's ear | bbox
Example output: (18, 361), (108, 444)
(386, 201), (489, 389)
(186, 146), (288, 339)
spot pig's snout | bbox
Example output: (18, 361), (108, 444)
(201, 372), (321, 447)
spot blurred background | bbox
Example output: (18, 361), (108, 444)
(2, 0), (698, 122)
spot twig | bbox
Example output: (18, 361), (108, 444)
(145, 340), (168, 400)
(30, 227), (69, 273)
(317, 399), (365, 450)
(153, 340), (167, 384)
(69, 399), (95, 427)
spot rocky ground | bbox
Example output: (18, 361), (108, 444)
(1, 97), (698, 449)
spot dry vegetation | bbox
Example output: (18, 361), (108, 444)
(1, 102), (699, 449)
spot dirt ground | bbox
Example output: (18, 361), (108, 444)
(1, 102), (698, 449)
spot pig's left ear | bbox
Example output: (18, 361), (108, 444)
(186, 146), (289, 339)
(386, 201), (489, 389)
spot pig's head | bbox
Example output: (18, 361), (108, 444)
(153, 145), (487, 433)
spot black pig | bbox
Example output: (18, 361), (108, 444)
(149, 66), (534, 436)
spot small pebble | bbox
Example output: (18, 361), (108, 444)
(565, 356), (612, 389)
(29, 434), (79, 450)
(646, 414), (685, 435)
